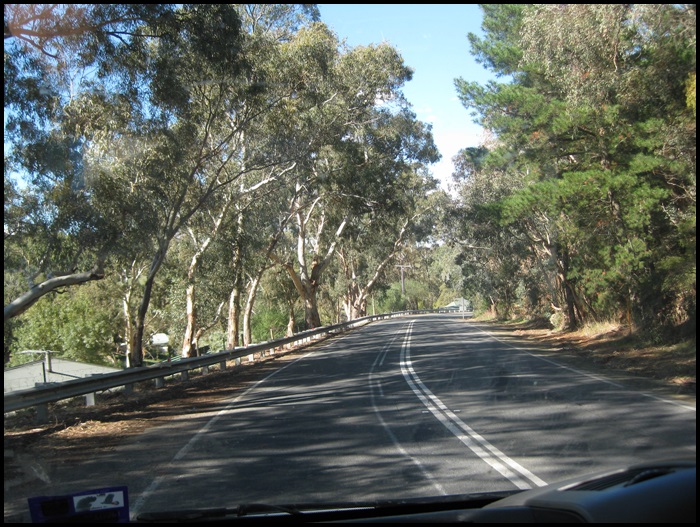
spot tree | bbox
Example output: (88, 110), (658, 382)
(206, 5), (324, 350)
(9, 280), (122, 367)
(453, 4), (696, 331)
(519, 3), (696, 330)
(339, 165), (440, 320)
(68, 5), (252, 367)
(238, 4), (320, 42)
(267, 39), (439, 328)
(430, 242), (468, 308)
(4, 5), (177, 365)
(3, 5), (174, 326)
(70, 6), (343, 366)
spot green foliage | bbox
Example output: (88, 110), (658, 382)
(373, 278), (435, 314)
(405, 278), (436, 311)
(7, 2), (692, 371)
(251, 307), (290, 343)
(449, 3), (695, 332)
(9, 283), (121, 367)
(466, 4), (526, 77)
(375, 283), (408, 313)
(686, 73), (696, 116)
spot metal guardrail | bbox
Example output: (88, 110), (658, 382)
(4, 310), (439, 419)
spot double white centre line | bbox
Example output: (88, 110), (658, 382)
(399, 321), (546, 490)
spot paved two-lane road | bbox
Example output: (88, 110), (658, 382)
(8, 314), (694, 521)
(127, 314), (695, 515)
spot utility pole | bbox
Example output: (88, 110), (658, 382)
(395, 264), (412, 295)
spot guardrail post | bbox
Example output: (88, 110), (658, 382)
(36, 404), (48, 424)
(155, 377), (165, 388)
(181, 370), (189, 381)
(85, 392), (96, 406)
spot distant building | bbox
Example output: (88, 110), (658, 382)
(4, 355), (121, 394)
(443, 298), (472, 311)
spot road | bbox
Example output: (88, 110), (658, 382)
(9, 314), (697, 519)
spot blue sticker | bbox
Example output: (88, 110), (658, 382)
(28, 486), (129, 523)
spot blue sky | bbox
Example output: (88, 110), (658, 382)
(317, 4), (494, 188)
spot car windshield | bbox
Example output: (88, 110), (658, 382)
(4, 4), (696, 523)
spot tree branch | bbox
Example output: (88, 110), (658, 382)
(4, 266), (105, 322)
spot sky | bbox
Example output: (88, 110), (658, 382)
(317, 4), (495, 189)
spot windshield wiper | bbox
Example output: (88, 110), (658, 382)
(135, 491), (518, 523)
(137, 503), (305, 522)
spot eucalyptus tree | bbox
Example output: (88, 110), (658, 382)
(216, 4), (328, 347)
(178, 169), (295, 355)
(4, 5), (180, 367)
(427, 180), (472, 311)
(71, 5), (350, 367)
(67, 5), (251, 367)
(375, 244), (441, 312)
(177, 183), (233, 358)
(338, 103), (441, 319)
(267, 39), (440, 328)
(175, 16), (347, 350)
(3, 5), (172, 332)
(249, 264), (302, 342)
(179, 5), (323, 354)
(427, 236), (468, 309)
(445, 145), (535, 320)
(214, 172), (298, 350)
(338, 164), (440, 320)
(240, 184), (300, 347)
(237, 4), (320, 41)
(69, 5), (332, 367)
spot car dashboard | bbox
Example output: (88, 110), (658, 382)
(131, 458), (695, 523)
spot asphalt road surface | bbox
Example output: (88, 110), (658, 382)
(11, 314), (698, 519)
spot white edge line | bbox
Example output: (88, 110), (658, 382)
(471, 322), (696, 413)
